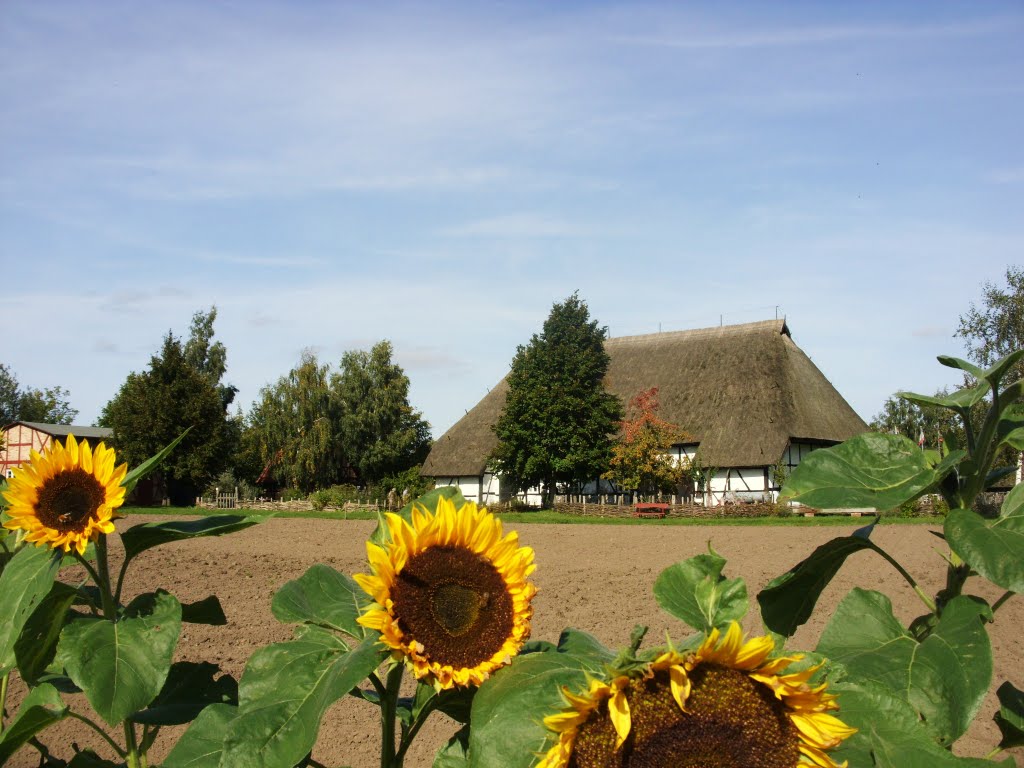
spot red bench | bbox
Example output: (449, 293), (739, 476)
(633, 502), (669, 519)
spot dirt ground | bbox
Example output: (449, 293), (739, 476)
(7, 516), (1023, 767)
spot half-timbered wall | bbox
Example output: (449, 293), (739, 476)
(0, 424), (54, 478)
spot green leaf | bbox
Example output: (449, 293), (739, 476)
(220, 629), (385, 768)
(56, 590), (182, 725)
(946, 486), (1024, 593)
(758, 524), (879, 637)
(181, 595), (227, 625)
(271, 563), (368, 637)
(120, 514), (263, 563)
(0, 682), (68, 764)
(982, 349), (1024, 389)
(994, 681), (1024, 750)
(779, 432), (961, 509)
(162, 703), (239, 768)
(15, 581), (79, 685)
(132, 661), (237, 725)
(938, 355), (987, 380)
(653, 547), (748, 633)
(996, 404), (1024, 450)
(0, 543), (61, 674)
(434, 725), (471, 768)
(900, 381), (992, 411)
(469, 650), (593, 768)
(817, 590), (992, 745)
(120, 428), (191, 495)
(555, 627), (616, 671)
(830, 680), (1006, 768)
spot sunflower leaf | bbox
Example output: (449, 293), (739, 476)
(56, 590), (182, 725)
(829, 679), (1009, 768)
(0, 544), (62, 675)
(434, 725), (471, 768)
(653, 547), (747, 633)
(132, 661), (237, 726)
(994, 681), (1024, 750)
(817, 589), (992, 746)
(757, 527), (879, 637)
(120, 514), (264, 564)
(162, 703), (239, 768)
(14, 580), (79, 685)
(220, 630), (385, 768)
(778, 432), (963, 509)
(271, 563), (369, 638)
(0, 682), (68, 764)
(469, 651), (593, 768)
(945, 486), (1024, 593)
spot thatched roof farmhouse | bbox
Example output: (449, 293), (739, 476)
(422, 319), (867, 506)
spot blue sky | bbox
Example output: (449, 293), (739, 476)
(2, 1), (1022, 436)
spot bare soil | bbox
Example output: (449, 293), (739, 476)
(7, 516), (1022, 767)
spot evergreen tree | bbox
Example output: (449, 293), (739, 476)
(492, 293), (622, 507)
(101, 332), (235, 504)
(333, 340), (432, 484)
(183, 306), (237, 409)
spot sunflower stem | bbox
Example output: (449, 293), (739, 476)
(94, 536), (119, 619)
(123, 720), (142, 768)
(67, 711), (128, 758)
(394, 694), (438, 765)
(869, 543), (938, 613)
(380, 663), (404, 768)
(0, 671), (9, 734)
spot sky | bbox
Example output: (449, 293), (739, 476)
(2, 1), (1022, 437)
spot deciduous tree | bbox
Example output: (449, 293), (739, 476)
(17, 386), (78, 425)
(333, 340), (431, 485)
(956, 266), (1024, 374)
(242, 350), (343, 494)
(604, 387), (690, 498)
(492, 292), (622, 507)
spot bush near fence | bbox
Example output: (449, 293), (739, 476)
(552, 500), (800, 519)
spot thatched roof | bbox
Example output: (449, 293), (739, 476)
(422, 319), (867, 477)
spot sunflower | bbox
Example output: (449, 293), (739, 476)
(3, 435), (128, 556)
(354, 495), (536, 689)
(538, 622), (855, 768)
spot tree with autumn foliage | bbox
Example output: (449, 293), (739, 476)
(603, 387), (692, 499)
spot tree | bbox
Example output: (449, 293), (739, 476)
(0, 365), (79, 425)
(603, 387), (691, 498)
(333, 340), (432, 485)
(101, 332), (236, 504)
(0, 364), (22, 423)
(492, 292), (622, 507)
(869, 388), (960, 448)
(956, 266), (1024, 373)
(17, 386), (78, 425)
(183, 306), (237, 409)
(242, 350), (344, 493)
(955, 266), (1024, 479)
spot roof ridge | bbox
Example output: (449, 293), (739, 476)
(606, 318), (786, 345)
